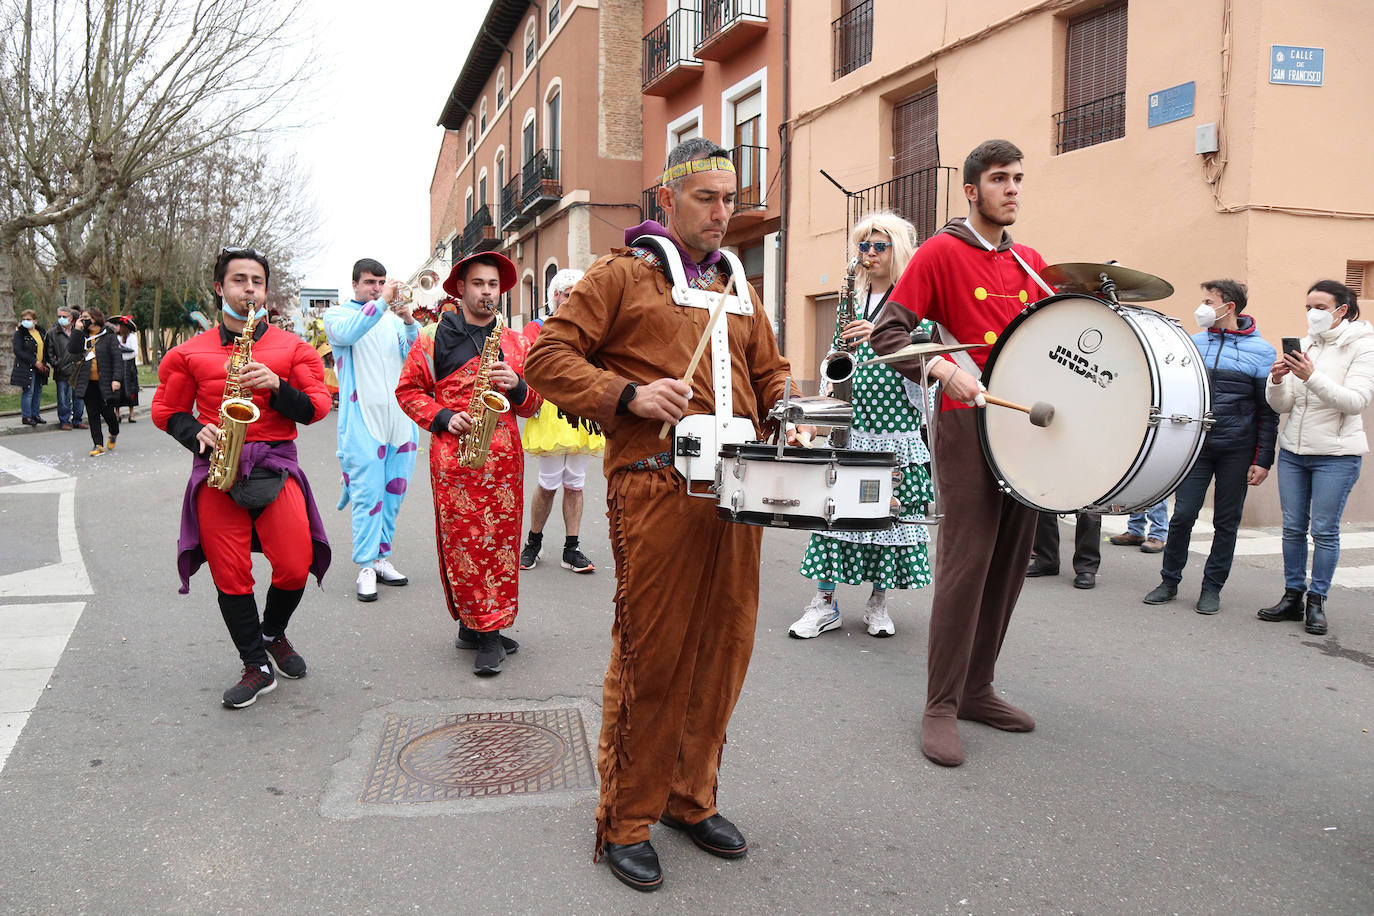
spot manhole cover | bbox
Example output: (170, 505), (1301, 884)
(362, 708), (596, 804)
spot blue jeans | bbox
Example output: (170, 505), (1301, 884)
(55, 379), (78, 425)
(1277, 449), (1362, 597)
(1161, 447), (1252, 593)
(22, 375), (43, 419)
(1126, 499), (1169, 539)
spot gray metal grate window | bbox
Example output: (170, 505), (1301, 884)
(1055, 2), (1127, 153)
(832, 0), (873, 80)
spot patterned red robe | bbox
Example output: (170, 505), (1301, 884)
(395, 328), (541, 630)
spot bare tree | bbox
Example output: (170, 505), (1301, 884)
(0, 0), (310, 382)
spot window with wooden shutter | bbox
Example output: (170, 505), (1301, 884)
(1056, 3), (1127, 154)
(1346, 261), (1371, 298)
(890, 86), (939, 240)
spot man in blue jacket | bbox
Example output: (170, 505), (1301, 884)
(1143, 279), (1278, 614)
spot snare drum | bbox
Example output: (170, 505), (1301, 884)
(716, 443), (900, 530)
(978, 293), (1211, 513)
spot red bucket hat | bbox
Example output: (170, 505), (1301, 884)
(443, 251), (517, 299)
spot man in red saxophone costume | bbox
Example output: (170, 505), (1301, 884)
(153, 247), (333, 709)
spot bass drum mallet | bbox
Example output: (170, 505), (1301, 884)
(983, 393), (1055, 428)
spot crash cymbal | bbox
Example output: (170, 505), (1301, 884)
(858, 341), (984, 366)
(1041, 262), (1174, 303)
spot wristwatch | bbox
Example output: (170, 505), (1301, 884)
(616, 381), (638, 415)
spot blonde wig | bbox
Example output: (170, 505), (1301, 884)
(849, 210), (918, 297)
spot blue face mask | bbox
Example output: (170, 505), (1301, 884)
(222, 301), (267, 322)
(58, 316), (70, 327)
(20, 319), (35, 329)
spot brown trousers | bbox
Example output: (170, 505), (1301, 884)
(596, 466), (761, 853)
(927, 409), (1037, 716)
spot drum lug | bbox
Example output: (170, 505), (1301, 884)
(1201, 411), (1216, 430)
(730, 490), (742, 516)
(732, 458), (744, 480)
(824, 497), (837, 526)
(996, 479), (1011, 494)
(714, 458), (724, 494)
(826, 462), (838, 487)
(1147, 407), (1162, 427)
(891, 467), (905, 487)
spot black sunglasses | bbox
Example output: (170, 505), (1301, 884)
(857, 241), (890, 253)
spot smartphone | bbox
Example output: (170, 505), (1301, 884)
(1282, 337), (1301, 356)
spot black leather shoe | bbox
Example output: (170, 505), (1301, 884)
(1026, 563), (1059, 578)
(1258, 588), (1305, 622)
(604, 840), (662, 892)
(1304, 594), (1328, 635)
(660, 813), (748, 859)
(1073, 572), (1096, 589)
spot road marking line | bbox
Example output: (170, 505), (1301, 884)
(0, 445), (66, 483)
(0, 476), (93, 597)
(0, 602), (85, 771)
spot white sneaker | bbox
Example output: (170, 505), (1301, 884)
(356, 567), (378, 602)
(789, 594), (841, 639)
(862, 594), (894, 637)
(372, 557), (408, 586)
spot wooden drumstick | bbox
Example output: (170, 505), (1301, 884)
(657, 269), (739, 439)
(983, 393), (1055, 428)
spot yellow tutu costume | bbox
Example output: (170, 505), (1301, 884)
(522, 400), (605, 456)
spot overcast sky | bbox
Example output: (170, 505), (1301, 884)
(285, 0), (483, 299)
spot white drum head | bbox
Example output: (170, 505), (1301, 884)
(981, 295), (1151, 512)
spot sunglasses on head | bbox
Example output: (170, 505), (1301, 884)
(219, 246), (265, 260)
(857, 241), (889, 253)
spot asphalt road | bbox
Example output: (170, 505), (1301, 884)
(0, 414), (1370, 915)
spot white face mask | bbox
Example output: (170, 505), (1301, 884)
(1194, 304), (1218, 329)
(20, 319), (34, 329)
(1306, 307), (1340, 335)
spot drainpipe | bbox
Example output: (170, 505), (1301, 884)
(777, 0), (791, 354)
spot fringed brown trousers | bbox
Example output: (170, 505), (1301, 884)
(595, 466), (761, 855)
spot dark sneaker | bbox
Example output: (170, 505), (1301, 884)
(519, 540), (540, 570)
(222, 665), (277, 708)
(473, 630), (507, 676)
(265, 635), (308, 679)
(561, 547), (595, 573)
(1195, 590), (1221, 615)
(455, 624), (519, 654)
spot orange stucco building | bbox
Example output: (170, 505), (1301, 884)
(784, 0), (1374, 522)
(426, 0), (643, 326)
(639, 0), (786, 331)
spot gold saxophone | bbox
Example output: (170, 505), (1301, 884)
(457, 305), (511, 469)
(207, 302), (262, 490)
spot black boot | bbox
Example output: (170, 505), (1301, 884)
(1304, 594), (1328, 635)
(1257, 588), (1305, 622)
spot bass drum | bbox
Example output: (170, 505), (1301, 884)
(977, 293), (1211, 513)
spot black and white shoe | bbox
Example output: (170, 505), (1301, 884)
(222, 665), (277, 708)
(356, 567), (378, 602)
(265, 634), (308, 679)
(372, 557), (408, 586)
(519, 539), (540, 570)
(561, 547), (595, 573)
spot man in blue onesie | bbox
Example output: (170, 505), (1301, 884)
(326, 258), (421, 602)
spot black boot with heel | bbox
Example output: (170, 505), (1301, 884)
(1257, 588), (1305, 622)
(1304, 594), (1328, 635)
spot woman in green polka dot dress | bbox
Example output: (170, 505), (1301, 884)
(791, 211), (933, 640)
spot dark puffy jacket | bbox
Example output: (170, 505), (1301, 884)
(1194, 315), (1279, 467)
(10, 327), (43, 387)
(68, 324), (124, 400)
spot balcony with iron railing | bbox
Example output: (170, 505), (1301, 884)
(460, 204), (500, 255)
(500, 175), (530, 232)
(641, 185), (665, 227)
(519, 149), (562, 215)
(696, 0), (767, 60)
(643, 5), (703, 96)
(1054, 92), (1126, 154)
(849, 166), (956, 244)
(832, 0), (873, 80)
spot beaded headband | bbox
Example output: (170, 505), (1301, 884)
(660, 155), (736, 186)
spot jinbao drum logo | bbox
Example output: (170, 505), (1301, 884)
(1048, 328), (1116, 388)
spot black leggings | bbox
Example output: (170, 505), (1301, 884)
(84, 388), (120, 448)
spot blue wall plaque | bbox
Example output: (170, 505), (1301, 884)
(1270, 46), (1324, 85)
(1147, 81), (1195, 127)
